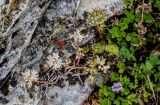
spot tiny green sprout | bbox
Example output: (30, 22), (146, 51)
(124, 0), (134, 8)
(93, 42), (105, 54)
(117, 62), (126, 73)
(126, 32), (140, 44)
(111, 72), (119, 82)
(144, 13), (153, 24)
(127, 93), (139, 103)
(109, 26), (126, 41)
(120, 47), (136, 61)
(105, 44), (119, 56)
(149, 0), (160, 11)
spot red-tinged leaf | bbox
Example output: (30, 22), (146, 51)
(53, 39), (65, 49)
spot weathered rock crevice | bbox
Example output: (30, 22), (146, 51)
(0, 0), (124, 104)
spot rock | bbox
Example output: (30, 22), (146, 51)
(44, 81), (92, 105)
(77, 0), (123, 19)
(0, 0), (124, 105)
(0, 0), (4, 5)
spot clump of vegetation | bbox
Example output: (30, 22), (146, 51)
(88, 8), (107, 27)
(84, 0), (160, 105)
(88, 8), (107, 37)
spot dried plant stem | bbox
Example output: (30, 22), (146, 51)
(65, 66), (83, 76)
(72, 73), (83, 85)
(141, 0), (144, 23)
(147, 75), (156, 101)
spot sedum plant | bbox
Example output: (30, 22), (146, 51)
(88, 8), (107, 27)
(88, 8), (107, 37)
(105, 44), (119, 56)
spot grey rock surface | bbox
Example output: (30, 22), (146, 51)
(0, 0), (124, 105)
(45, 81), (92, 105)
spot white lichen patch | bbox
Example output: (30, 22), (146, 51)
(47, 53), (63, 70)
(46, 81), (92, 105)
(6, 86), (39, 105)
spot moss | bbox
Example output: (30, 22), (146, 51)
(1, 8), (6, 15)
